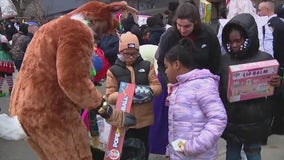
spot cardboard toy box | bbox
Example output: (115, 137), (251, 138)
(227, 59), (279, 102)
(199, 0), (212, 24)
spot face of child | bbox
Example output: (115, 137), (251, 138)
(122, 48), (139, 65)
(164, 59), (179, 84)
(228, 30), (244, 53)
(176, 18), (195, 37)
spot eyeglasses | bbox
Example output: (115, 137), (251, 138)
(122, 52), (139, 58)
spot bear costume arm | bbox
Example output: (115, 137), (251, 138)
(56, 19), (103, 110)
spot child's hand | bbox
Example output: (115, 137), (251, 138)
(171, 138), (186, 152)
(132, 85), (153, 104)
(177, 150), (186, 156)
(269, 75), (281, 87)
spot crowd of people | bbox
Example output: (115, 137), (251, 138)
(1, 0), (284, 160)
(0, 16), (39, 96)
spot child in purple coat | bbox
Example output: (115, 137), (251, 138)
(164, 38), (227, 159)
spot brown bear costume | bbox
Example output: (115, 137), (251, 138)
(9, 1), (135, 160)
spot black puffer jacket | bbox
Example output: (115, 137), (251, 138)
(157, 23), (221, 85)
(148, 25), (165, 45)
(219, 13), (273, 143)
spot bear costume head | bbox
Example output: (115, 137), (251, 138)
(66, 1), (128, 40)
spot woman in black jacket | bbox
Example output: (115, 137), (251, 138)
(149, 2), (221, 155)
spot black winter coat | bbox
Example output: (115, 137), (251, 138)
(148, 25), (165, 45)
(219, 13), (273, 144)
(98, 34), (119, 65)
(157, 24), (221, 85)
(268, 17), (284, 68)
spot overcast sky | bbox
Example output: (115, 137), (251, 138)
(39, 0), (87, 15)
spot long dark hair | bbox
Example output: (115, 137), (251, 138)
(165, 38), (198, 69)
(173, 2), (202, 34)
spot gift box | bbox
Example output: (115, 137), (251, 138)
(227, 59), (279, 102)
(199, 0), (212, 24)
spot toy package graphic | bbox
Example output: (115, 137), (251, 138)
(227, 59), (279, 102)
(104, 82), (135, 160)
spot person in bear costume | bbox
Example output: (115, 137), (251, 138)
(8, 1), (136, 160)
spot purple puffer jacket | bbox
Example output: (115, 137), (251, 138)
(167, 69), (227, 160)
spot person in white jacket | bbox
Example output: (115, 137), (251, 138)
(257, 0), (277, 57)
(217, 0), (269, 55)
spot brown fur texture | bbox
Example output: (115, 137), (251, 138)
(9, 1), (130, 160)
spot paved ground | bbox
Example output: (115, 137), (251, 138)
(149, 135), (284, 160)
(1, 78), (284, 160)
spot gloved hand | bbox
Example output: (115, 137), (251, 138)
(95, 100), (113, 119)
(105, 110), (136, 127)
(95, 98), (136, 127)
(132, 85), (153, 104)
